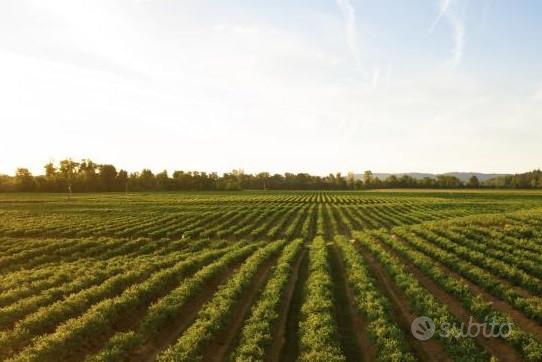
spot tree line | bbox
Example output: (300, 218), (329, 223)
(0, 159), (541, 192)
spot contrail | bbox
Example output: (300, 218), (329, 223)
(335, 0), (361, 68)
(429, 0), (452, 32)
(448, 13), (465, 66)
(429, 0), (465, 66)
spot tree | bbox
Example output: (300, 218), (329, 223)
(44, 163), (57, 178)
(436, 175), (462, 188)
(15, 168), (35, 191)
(467, 176), (480, 188)
(116, 170), (128, 192)
(385, 175), (399, 188)
(79, 159), (98, 191)
(363, 170), (374, 188)
(139, 169), (156, 190)
(156, 170), (172, 190)
(42, 162), (59, 192)
(7, 158), (542, 192)
(59, 159), (79, 193)
(99, 164), (117, 191)
(0, 174), (14, 192)
(346, 172), (355, 190)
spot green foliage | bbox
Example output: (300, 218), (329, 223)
(355, 231), (489, 362)
(231, 239), (303, 361)
(298, 236), (346, 362)
(0, 192), (542, 361)
(5, 158), (542, 192)
(157, 240), (286, 362)
(335, 235), (415, 362)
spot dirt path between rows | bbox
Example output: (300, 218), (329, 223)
(375, 238), (523, 361)
(355, 243), (451, 362)
(410, 230), (536, 299)
(397, 234), (542, 339)
(130, 263), (242, 362)
(329, 242), (375, 362)
(280, 247), (309, 362)
(390, 235), (542, 341)
(269, 246), (306, 362)
(65, 259), (221, 362)
(201, 255), (279, 361)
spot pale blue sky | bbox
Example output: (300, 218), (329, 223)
(1, 0), (541, 175)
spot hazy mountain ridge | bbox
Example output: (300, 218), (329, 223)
(356, 172), (509, 182)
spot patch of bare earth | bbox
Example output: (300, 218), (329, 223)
(355, 243), (451, 362)
(395, 234), (542, 339)
(129, 264), (241, 362)
(329, 242), (376, 362)
(269, 246), (306, 362)
(200, 255), (278, 361)
(376, 237), (523, 361)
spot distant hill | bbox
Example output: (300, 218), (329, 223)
(355, 172), (509, 182)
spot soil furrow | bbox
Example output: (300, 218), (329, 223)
(269, 246), (306, 362)
(375, 237), (523, 361)
(355, 243), (451, 362)
(391, 234), (542, 340)
(201, 255), (279, 361)
(130, 264), (241, 362)
(280, 246), (309, 362)
(329, 242), (375, 362)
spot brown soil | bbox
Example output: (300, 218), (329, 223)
(396, 234), (542, 336)
(410, 230), (537, 299)
(355, 243), (451, 362)
(200, 256), (278, 361)
(269, 246), (306, 362)
(329, 242), (376, 362)
(376, 238), (523, 361)
(129, 264), (241, 362)
(280, 247), (310, 362)
(389, 235), (542, 341)
(64, 265), (210, 362)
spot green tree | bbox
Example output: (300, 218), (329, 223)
(44, 163), (57, 178)
(116, 170), (128, 192)
(156, 170), (172, 190)
(79, 159), (98, 191)
(59, 159), (79, 193)
(139, 169), (156, 190)
(363, 170), (374, 188)
(467, 176), (480, 188)
(346, 172), (355, 190)
(99, 164), (117, 191)
(15, 168), (35, 191)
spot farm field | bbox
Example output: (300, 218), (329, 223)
(0, 191), (542, 361)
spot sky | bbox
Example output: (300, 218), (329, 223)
(1, 0), (541, 176)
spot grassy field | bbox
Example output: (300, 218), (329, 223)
(0, 190), (541, 361)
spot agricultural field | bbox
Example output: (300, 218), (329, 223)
(0, 190), (542, 361)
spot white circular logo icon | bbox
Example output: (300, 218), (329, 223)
(411, 316), (435, 341)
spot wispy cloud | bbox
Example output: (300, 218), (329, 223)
(448, 13), (465, 66)
(335, 0), (362, 71)
(430, 0), (465, 67)
(429, 0), (452, 32)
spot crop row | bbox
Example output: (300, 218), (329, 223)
(393, 227), (542, 323)
(231, 239), (304, 361)
(298, 236), (345, 361)
(334, 235), (416, 361)
(372, 230), (542, 361)
(157, 239), (286, 361)
(5, 245), (236, 361)
(87, 241), (265, 361)
(353, 231), (488, 361)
